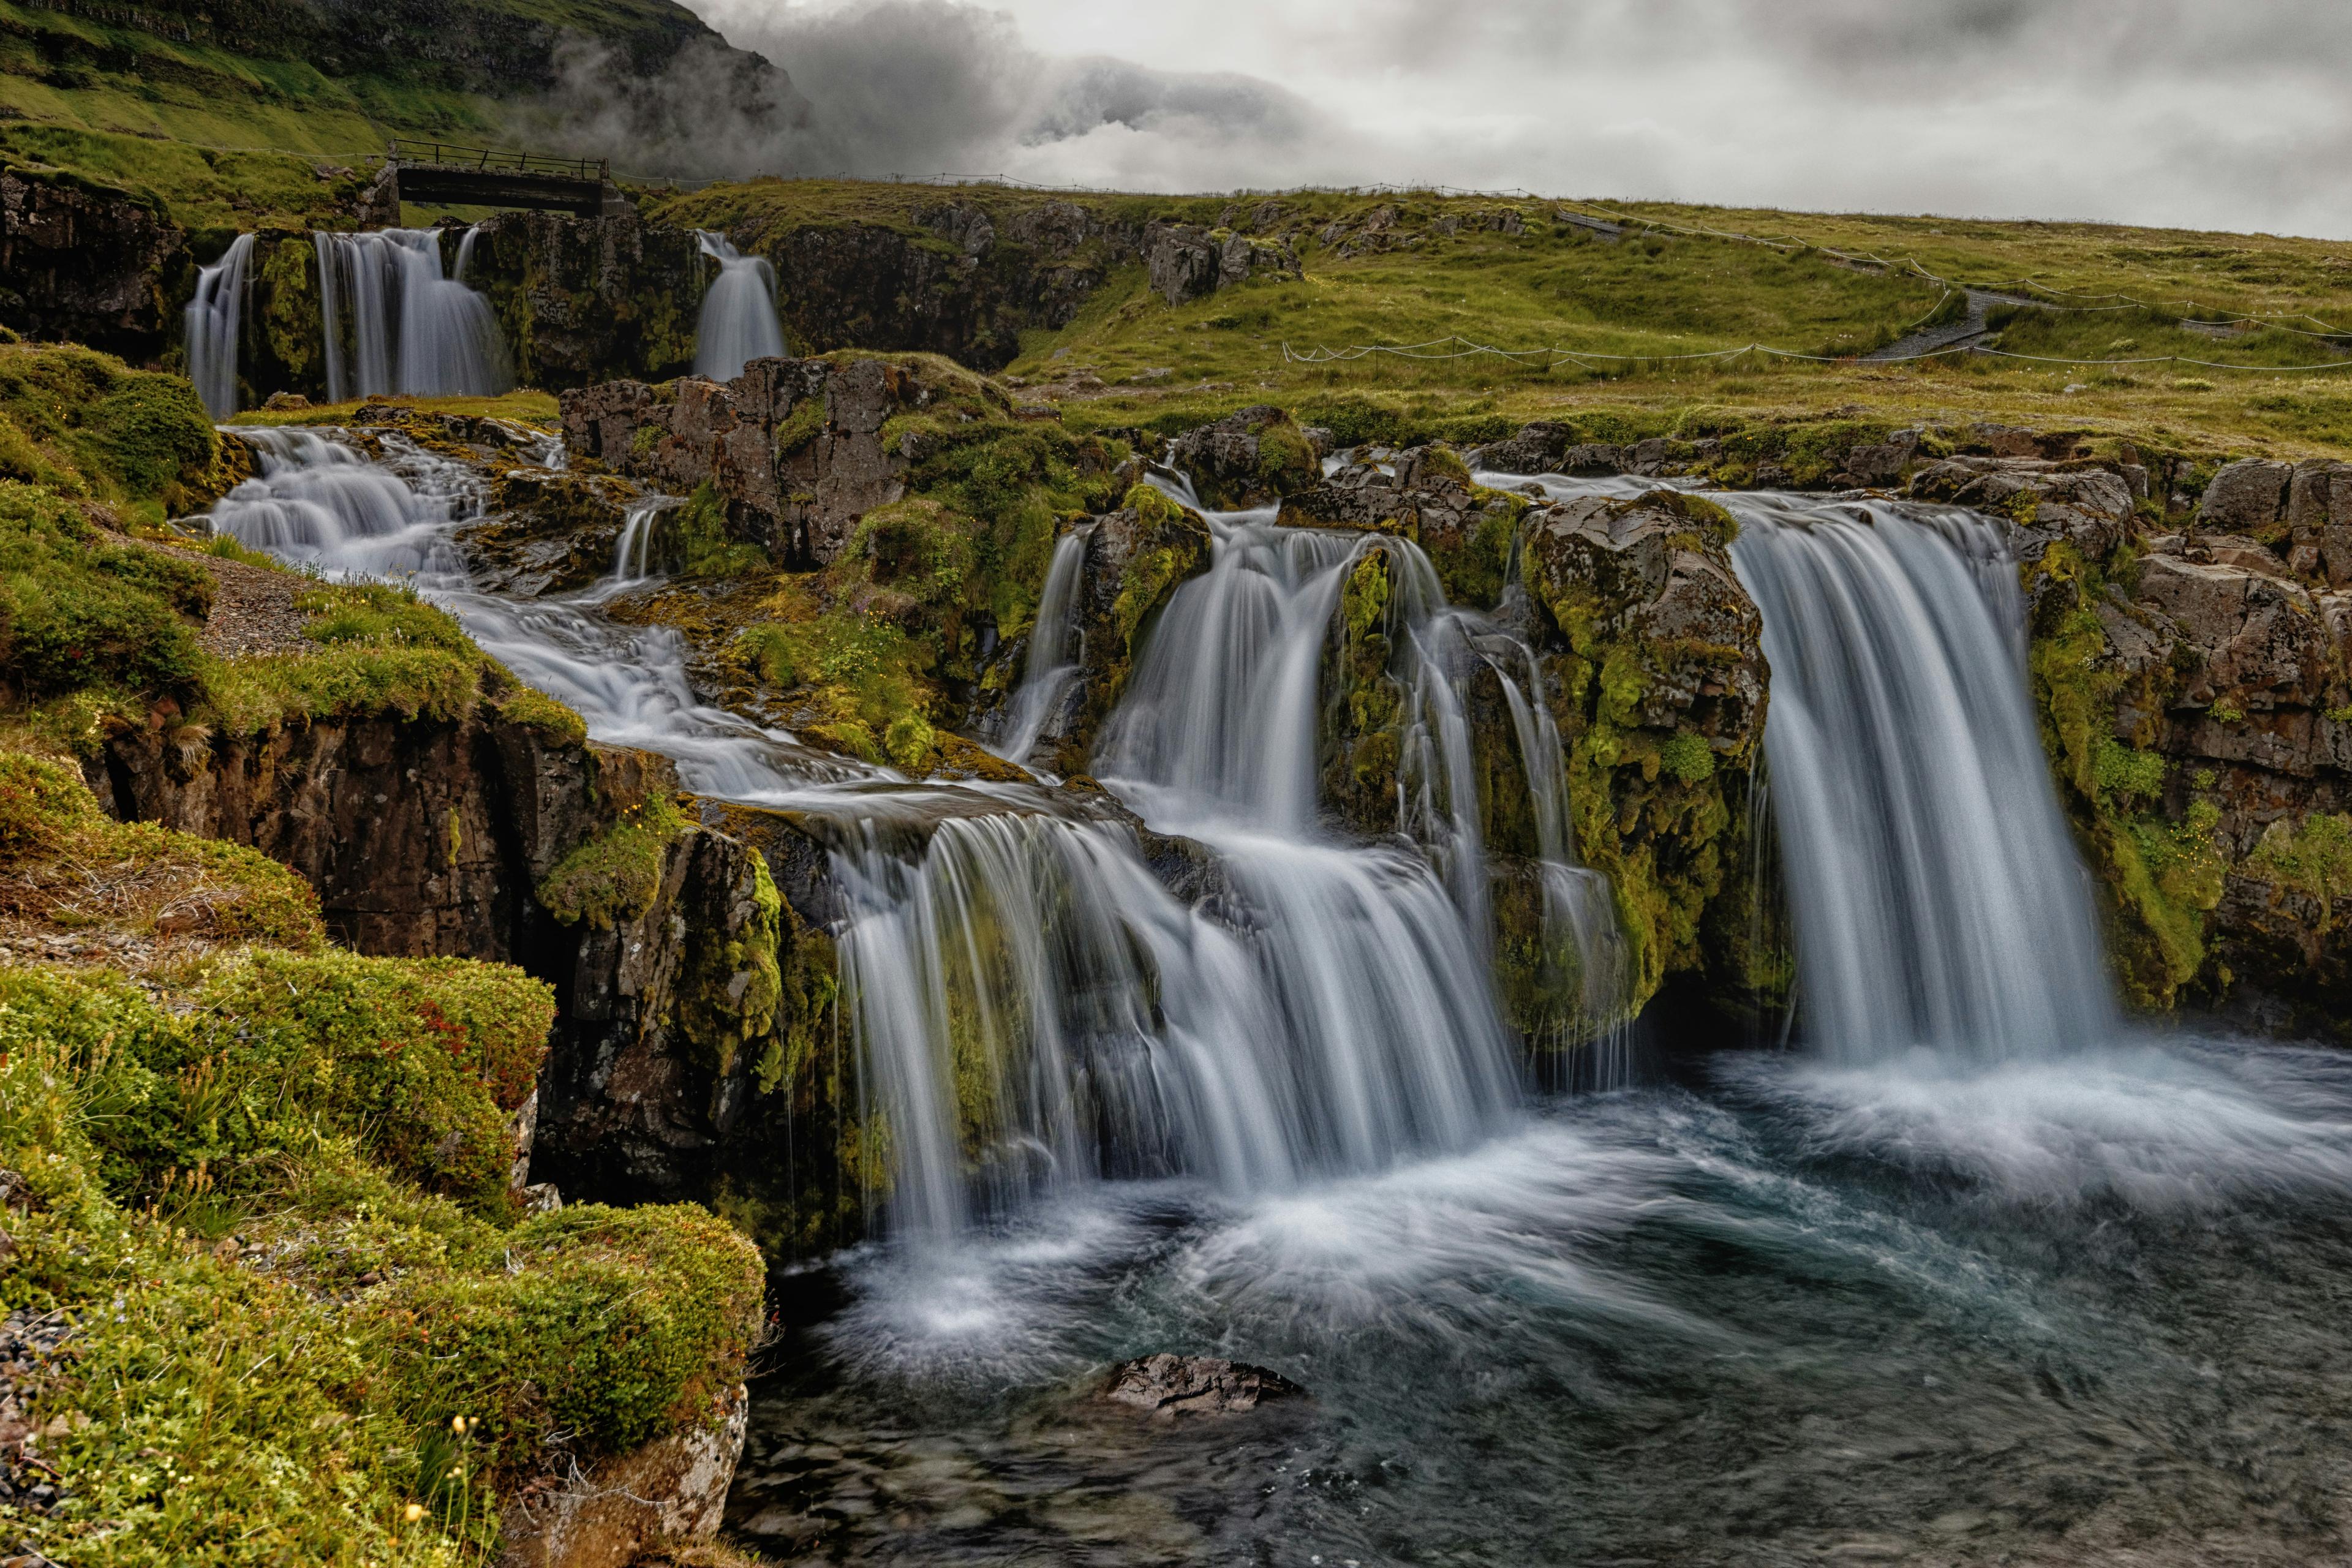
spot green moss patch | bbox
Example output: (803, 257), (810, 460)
(537, 793), (688, 929)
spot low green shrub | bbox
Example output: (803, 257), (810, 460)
(0, 481), (209, 702)
(375, 1202), (764, 1469)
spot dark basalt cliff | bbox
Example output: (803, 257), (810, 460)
(0, 164), (190, 361)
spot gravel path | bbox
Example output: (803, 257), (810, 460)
(189, 552), (311, 658)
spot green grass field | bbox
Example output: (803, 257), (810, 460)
(650, 175), (2352, 460)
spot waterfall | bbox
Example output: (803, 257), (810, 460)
(1722, 494), (2117, 1061)
(605, 496), (678, 589)
(694, 231), (785, 383)
(312, 228), (514, 401)
(989, 532), (1087, 766)
(207, 428), (1624, 1251)
(184, 233), (255, 418)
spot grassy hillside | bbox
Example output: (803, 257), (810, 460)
(0, 0), (725, 164)
(652, 178), (2352, 466)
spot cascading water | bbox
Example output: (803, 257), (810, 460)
(1096, 486), (1627, 1031)
(183, 233), (255, 418)
(694, 231), (786, 383)
(1719, 492), (2117, 1060)
(201, 431), (2352, 1565)
(312, 228), (514, 400)
(986, 532), (1085, 766)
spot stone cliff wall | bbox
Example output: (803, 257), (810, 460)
(1473, 414), (2352, 1037)
(87, 694), (862, 1258)
(650, 194), (1301, 372)
(0, 164), (190, 362)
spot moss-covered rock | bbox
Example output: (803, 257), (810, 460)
(1169, 404), (1322, 510)
(374, 1202), (763, 1469)
(0, 946), (762, 1567)
(467, 212), (703, 392)
(1523, 489), (1771, 1014)
(1039, 482), (1213, 775)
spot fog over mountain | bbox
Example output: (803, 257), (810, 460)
(622, 0), (2346, 238)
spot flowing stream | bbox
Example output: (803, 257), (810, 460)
(205, 434), (2352, 1566)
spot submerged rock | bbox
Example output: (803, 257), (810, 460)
(1101, 1354), (1305, 1417)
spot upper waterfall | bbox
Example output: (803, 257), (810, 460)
(184, 233), (255, 419)
(313, 228), (515, 401)
(694, 231), (786, 383)
(1722, 493), (2118, 1060)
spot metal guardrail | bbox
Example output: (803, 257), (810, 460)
(388, 139), (608, 183)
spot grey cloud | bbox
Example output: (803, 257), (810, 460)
(531, 0), (2352, 238)
(526, 0), (1324, 184)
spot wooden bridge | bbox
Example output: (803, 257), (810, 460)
(373, 140), (633, 220)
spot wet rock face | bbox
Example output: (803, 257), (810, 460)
(462, 467), (641, 595)
(1525, 492), (1766, 743)
(1521, 488), (1773, 1015)
(1101, 1354), (1305, 1417)
(466, 212), (702, 391)
(0, 168), (189, 359)
(2021, 456), (2352, 1030)
(1281, 445), (1521, 608)
(1033, 488), (1215, 775)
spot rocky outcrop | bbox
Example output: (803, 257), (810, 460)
(1036, 484), (1213, 776)
(1924, 444), (2352, 1031)
(530, 798), (856, 1258)
(500, 1384), (749, 1568)
(2192, 456), (2352, 581)
(1168, 404), (1321, 510)
(1281, 445), (1519, 606)
(87, 692), (861, 1256)
(462, 467), (643, 595)
(564, 355), (1016, 571)
(1142, 221), (1300, 306)
(716, 200), (1140, 374)
(1523, 488), (1774, 1017)
(1101, 1355), (1305, 1417)
(466, 212), (702, 390)
(86, 702), (622, 957)
(561, 353), (1000, 568)
(0, 165), (189, 360)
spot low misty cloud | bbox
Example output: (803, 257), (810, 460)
(534, 0), (2352, 237)
(522, 0), (1333, 187)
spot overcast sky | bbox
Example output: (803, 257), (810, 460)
(657, 0), (2351, 238)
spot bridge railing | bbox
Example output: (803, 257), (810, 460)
(389, 139), (609, 182)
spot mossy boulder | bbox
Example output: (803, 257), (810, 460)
(1280, 445), (1526, 608)
(374, 1202), (763, 1469)
(1523, 488), (1770, 1014)
(1169, 404), (1322, 510)
(1042, 482), (1213, 774)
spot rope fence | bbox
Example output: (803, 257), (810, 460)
(1280, 335), (2352, 374)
